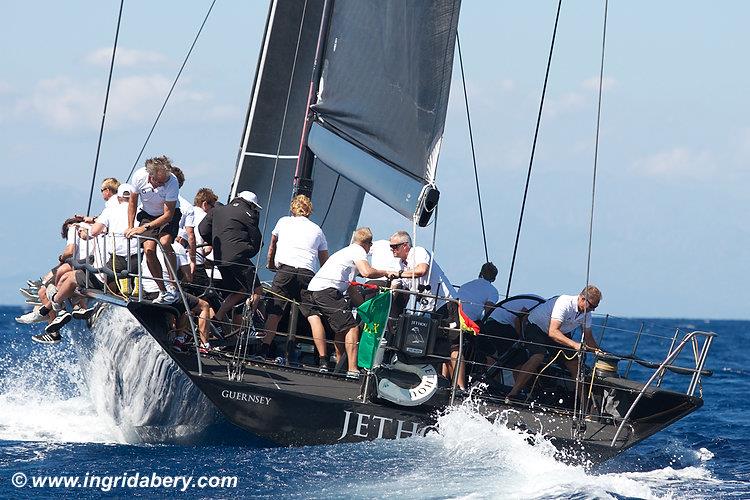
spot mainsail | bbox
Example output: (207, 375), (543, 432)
(230, 0), (364, 280)
(231, 0), (462, 276)
(308, 0), (461, 223)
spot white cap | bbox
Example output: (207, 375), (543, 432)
(237, 191), (262, 209)
(117, 183), (134, 198)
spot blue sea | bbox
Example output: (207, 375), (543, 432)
(0, 304), (748, 499)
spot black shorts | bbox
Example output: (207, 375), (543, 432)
(74, 269), (103, 290)
(434, 302), (465, 350)
(184, 263), (210, 296)
(524, 322), (573, 357)
(476, 319), (518, 358)
(172, 292), (200, 315)
(136, 208), (182, 241)
(308, 287), (358, 334)
(218, 263), (262, 294)
(267, 265), (315, 317)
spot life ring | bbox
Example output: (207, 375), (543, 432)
(377, 360), (438, 406)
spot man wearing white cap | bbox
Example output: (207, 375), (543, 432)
(198, 191), (264, 330)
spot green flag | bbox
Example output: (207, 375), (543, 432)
(357, 290), (392, 369)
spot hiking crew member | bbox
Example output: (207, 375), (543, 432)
(306, 227), (389, 376)
(126, 156), (182, 304)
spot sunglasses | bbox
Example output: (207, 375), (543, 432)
(584, 297), (599, 309)
(390, 242), (406, 250)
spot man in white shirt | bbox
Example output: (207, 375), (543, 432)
(101, 177), (121, 210)
(506, 286), (602, 399)
(30, 217), (101, 343)
(187, 187), (218, 295)
(73, 177), (120, 224)
(306, 227), (389, 376)
(258, 195), (328, 360)
(457, 262), (500, 322)
(87, 183), (138, 282)
(125, 156), (181, 304)
(388, 230), (456, 313)
(388, 230), (461, 382)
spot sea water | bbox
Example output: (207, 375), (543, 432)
(0, 304), (748, 499)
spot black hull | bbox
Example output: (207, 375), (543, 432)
(127, 302), (703, 465)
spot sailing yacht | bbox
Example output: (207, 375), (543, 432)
(58, 0), (714, 464)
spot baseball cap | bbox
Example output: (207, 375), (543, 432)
(237, 191), (262, 209)
(117, 183), (134, 198)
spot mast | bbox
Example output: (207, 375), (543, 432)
(293, 0), (334, 199)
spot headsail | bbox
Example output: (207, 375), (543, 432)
(230, 0), (364, 280)
(308, 0), (461, 224)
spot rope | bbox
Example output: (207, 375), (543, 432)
(125, 0), (218, 182)
(456, 32), (488, 262)
(86, 0), (124, 216)
(505, 0), (563, 297)
(585, 0), (608, 293)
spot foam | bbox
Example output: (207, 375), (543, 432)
(0, 306), (215, 444)
(339, 399), (716, 500)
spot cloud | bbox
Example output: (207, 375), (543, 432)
(545, 76), (618, 118)
(631, 147), (715, 179)
(545, 90), (586, 117)
(85, 47), (167, 67)
(582, 76), (617, 91)
(15, 75), (210, 131)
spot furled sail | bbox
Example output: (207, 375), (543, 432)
(230, 0), (365, 280)
(308, 0), (461, 223)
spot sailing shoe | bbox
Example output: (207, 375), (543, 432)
(199, 342), (220, 355)
(72, 304), (97, 320)
(27, 279), (43, 288)
(32, 332), (62, 344)
(19, 288), (37, 300)
(45, 311), (72, 334)
(154, 288), (179, 304)
(318, 357), (330, 373)
(346, 370), (361, 380)
(15, 309), (47, 324)
(172, 336), (188, 353)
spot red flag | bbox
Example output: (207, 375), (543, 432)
(458, 303), (480, 335)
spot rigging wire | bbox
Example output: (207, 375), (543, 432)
(577, 0), (609, 427)
(585, 0), (608, 292)
(319, 173), (341, 226)
(505, 0), (563, 298)
(125, 0), (218, 182)
(456, 32), (489, 263)
(85, 0), (124, 216)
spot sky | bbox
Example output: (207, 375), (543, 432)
(1, 1), (748, 319)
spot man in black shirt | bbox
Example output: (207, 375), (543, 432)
(198, 191), (263, 329)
